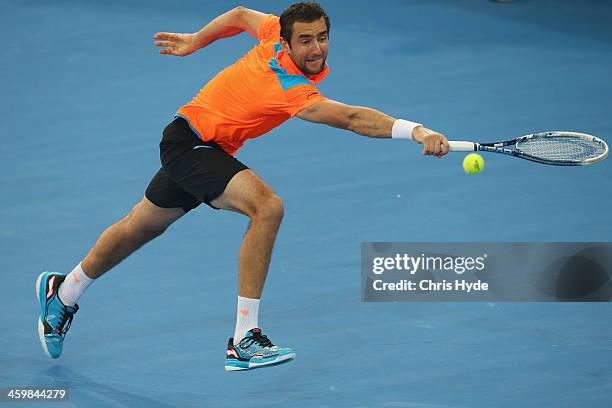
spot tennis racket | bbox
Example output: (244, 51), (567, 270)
(448, 131), (608, 166)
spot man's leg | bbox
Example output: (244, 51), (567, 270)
(37, 196), (185, 358)
(82, 196), (185, 278)
(56, 196), (185, 306)
(210, 169), (284, 300)
(210, 169), (295, 370)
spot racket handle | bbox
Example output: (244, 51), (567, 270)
(447, 141), (476, 152)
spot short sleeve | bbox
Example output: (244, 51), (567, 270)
(258, 14), (280, 41)
(284, 84), (327, 117)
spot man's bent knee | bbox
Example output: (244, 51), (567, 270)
(252, 194), (284, 223)
(210, 170), (284, 222)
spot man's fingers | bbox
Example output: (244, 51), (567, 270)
(414, 130), (449, 157)
(153, 33), (178, 54)
(421, 134), (450, 157)
(439, 138), (449, 157)
(434, 136), (449, 157)
(442, 138), (449, 153)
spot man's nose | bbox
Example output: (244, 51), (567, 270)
(310, 41), (322, 54)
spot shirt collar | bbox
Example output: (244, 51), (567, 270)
(277, 50), (329, 84)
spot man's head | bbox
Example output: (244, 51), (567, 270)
(279, 2), (330, 75)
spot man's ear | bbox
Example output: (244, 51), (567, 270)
(279, 37), (291, 54)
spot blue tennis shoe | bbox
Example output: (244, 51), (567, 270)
(225, 328), (295, 371)
(36, 272), (78, 359)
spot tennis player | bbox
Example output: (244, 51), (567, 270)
(36, 2), (449, 371)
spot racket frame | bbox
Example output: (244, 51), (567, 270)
(448, 131), (608, 166)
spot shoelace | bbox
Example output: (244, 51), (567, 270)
(242, 333), (275, 348)
(55, 305), (78, 337)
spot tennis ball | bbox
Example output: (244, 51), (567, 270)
(463, 153), (485, 174)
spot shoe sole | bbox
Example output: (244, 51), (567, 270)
(225, 352), (296, 371)
(35, 272), (56, 359)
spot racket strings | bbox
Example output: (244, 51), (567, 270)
(516, 136), (606, 162)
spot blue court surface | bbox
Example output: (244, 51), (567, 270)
(2, 0), (611, 407)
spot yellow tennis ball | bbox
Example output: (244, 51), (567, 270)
(463, 153), (485, 174)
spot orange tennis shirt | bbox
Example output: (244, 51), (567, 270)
(176, 14), (329, 156)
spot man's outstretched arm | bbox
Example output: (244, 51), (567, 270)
(297, 100), (450, 156)
(154, 6), (266, 57)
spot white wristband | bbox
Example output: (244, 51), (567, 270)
(391, 119), (422, 140)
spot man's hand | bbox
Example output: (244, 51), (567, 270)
(154, 32), (200, 57)
(412, 126), (450, 157)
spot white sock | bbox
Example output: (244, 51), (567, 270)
(58, 263), (95, 306)
(233, 296), (260, 345)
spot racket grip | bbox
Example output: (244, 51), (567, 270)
(447, 141), (476, 152)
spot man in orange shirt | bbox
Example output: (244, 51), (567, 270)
(36, 3), (449, 371)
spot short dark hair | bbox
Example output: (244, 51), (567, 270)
(280, 2), (330, 43)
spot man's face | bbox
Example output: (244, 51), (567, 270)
(282, 17), (329, 75)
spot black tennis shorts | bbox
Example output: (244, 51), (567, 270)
(145, 117), (249, 212)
